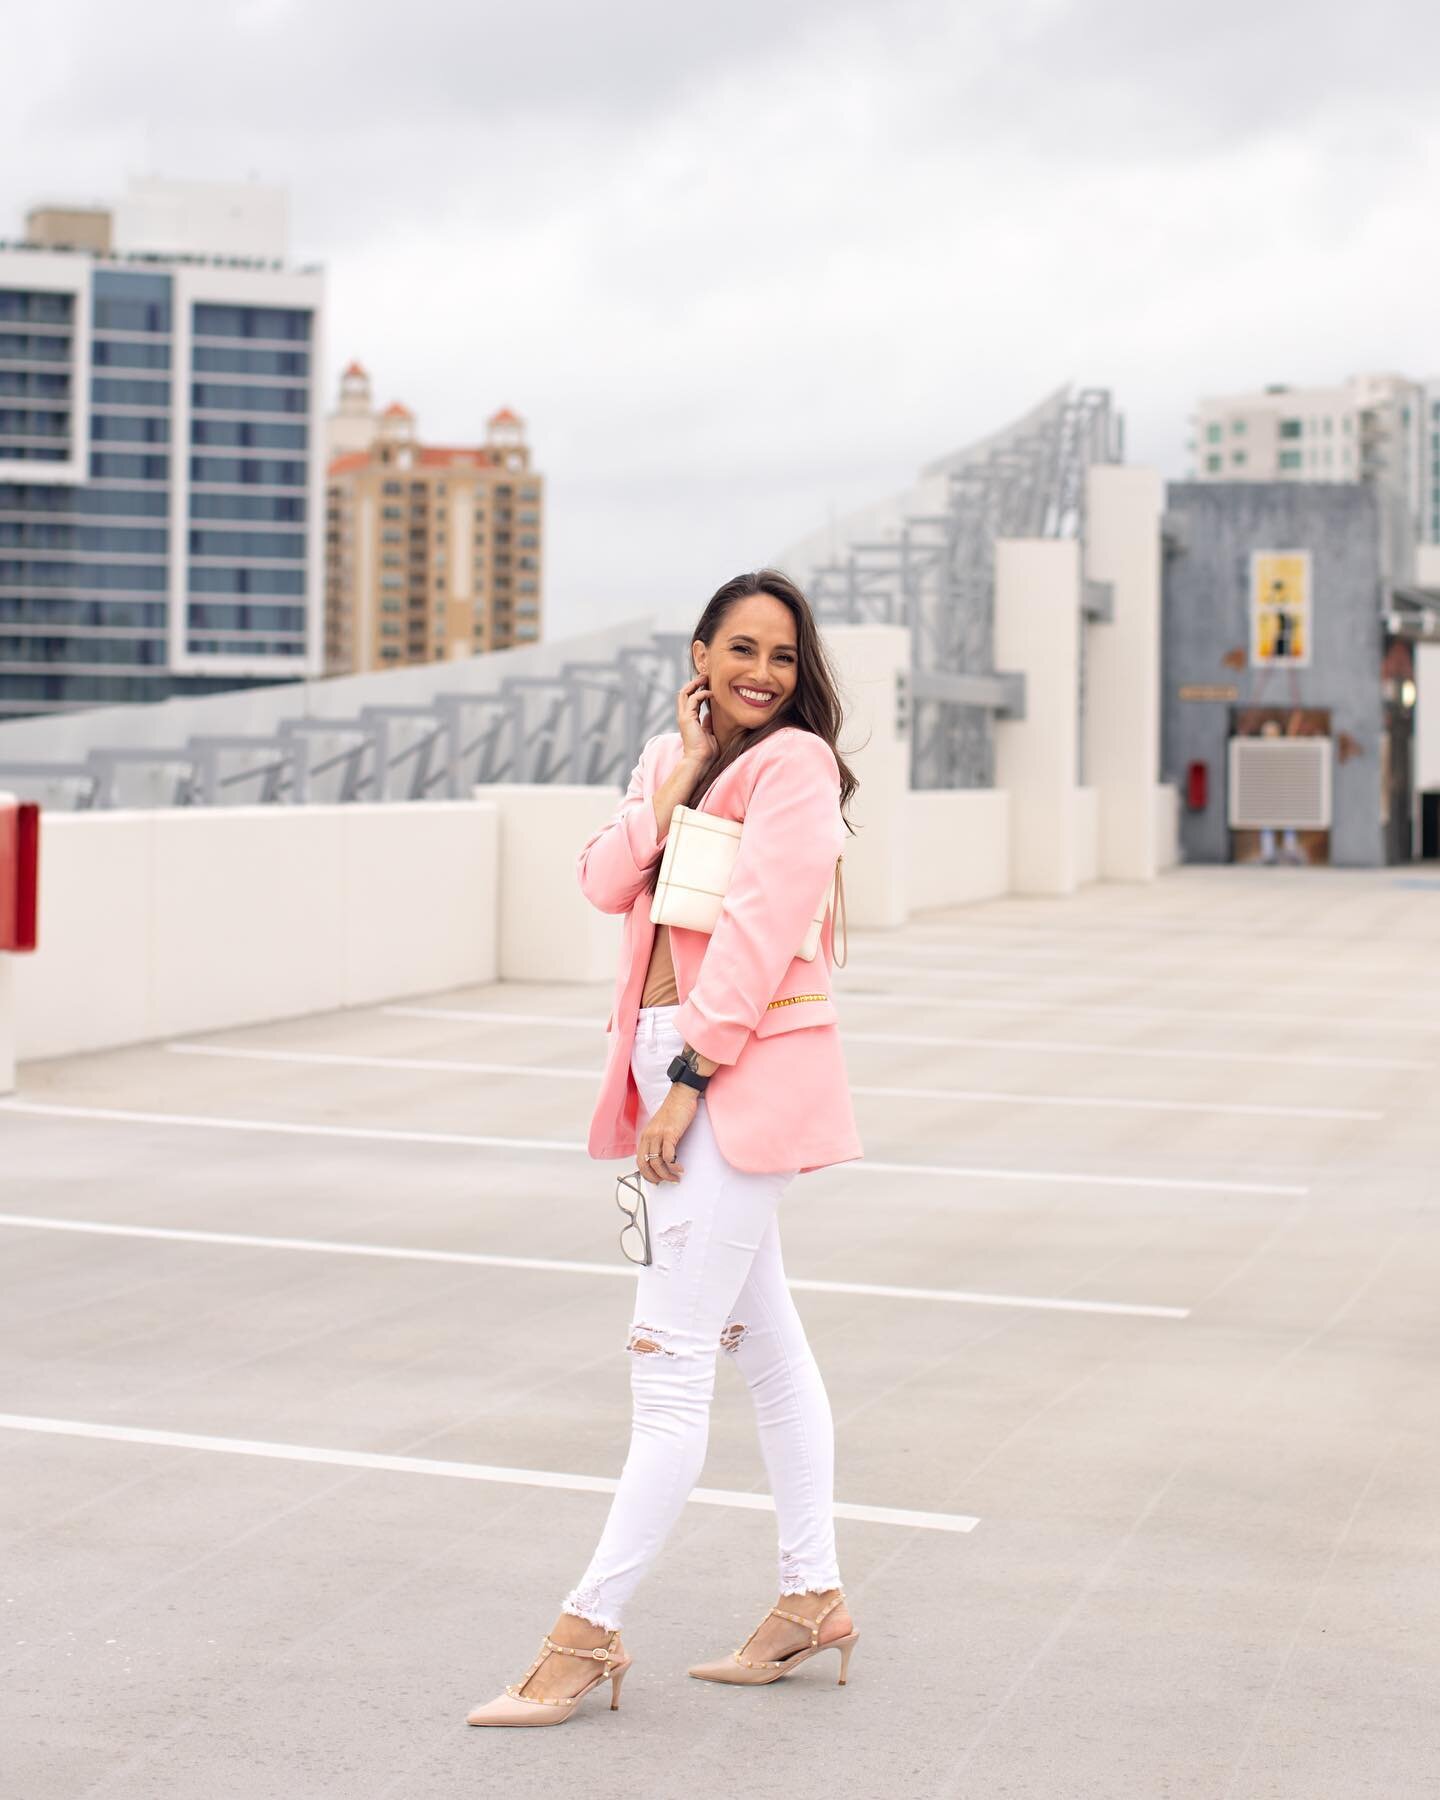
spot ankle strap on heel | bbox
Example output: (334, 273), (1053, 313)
(504, 1629), (622, 1703)
(542, 1632), (620, 1662)
(734, 1588), (845, 1667)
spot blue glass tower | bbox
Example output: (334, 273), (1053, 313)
(0, 242), (324, 721)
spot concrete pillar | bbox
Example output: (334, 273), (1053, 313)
(0, 789), (15, 1093)
(1084, 463), (1165, 881)
(820, 624), (910, 928)
(0, 955), (13, 1095)
(993, 539), (1081, 896)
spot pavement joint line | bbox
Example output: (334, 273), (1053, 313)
(161, 1043), (1384, 1122)
(0, 1215), (1192, 1319)
(0, 1101), (1310, 1196)
(377, 1006), (1432, 1072)
(0, 1414), (980, 1533)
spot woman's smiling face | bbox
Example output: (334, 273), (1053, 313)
(693, 592), (799, 749)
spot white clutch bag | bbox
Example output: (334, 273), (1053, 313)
(649, 804), (847, 965)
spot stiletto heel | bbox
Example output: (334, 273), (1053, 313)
(608, 1660), (629, 1710)
(688, 1589), (859, 1687)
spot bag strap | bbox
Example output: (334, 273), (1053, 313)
(831, 856), (848, 968)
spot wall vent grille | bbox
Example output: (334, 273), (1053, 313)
(1228, 738), (1332, 829)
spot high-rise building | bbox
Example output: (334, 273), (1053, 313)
(1188, 372), (1429, 541)
(324, 385), (543, 674)
(0, 178), (324, 721)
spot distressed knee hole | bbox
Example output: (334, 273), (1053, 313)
(719, 1321), (748, 1353)
(626, 1322), (675, 1357)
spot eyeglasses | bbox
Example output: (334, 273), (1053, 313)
(615, 1169), (653, 1266)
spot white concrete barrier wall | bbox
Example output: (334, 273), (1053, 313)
(481, 783), (635, 986)
(13, 801), (499, 1062)
(1074, 787), (1099, 886)
(905, 790), (1010, 911)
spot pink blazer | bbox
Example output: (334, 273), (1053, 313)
(577, 726), (864, 1177)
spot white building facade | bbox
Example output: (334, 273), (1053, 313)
(1189, 372), (1430, 542)
(0, 180), (325, 719)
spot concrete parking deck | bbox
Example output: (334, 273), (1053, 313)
(3, 865), (1438, 1799)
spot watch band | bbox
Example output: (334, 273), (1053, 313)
(667, 1049), (711, 1092)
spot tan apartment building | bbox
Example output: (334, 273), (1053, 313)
(323, 364), (543, 673)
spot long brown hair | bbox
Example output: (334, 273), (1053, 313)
(643, 568), (860, 897)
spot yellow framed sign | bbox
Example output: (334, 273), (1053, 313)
(1249, 550), (1311, 667)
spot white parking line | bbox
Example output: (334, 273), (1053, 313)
(162, 1043), (1382, 1122)
(0, 1214), (1191, 1319)
(0, 1101), (1309, 1196)
(0, 1414), (980, 1533)
(380, 1005), (1428, 1072)
(844, 957), (1440, 1009)
(836, 988), (1439, 1035)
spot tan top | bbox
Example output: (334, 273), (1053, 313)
(639, 921), (679, 1008)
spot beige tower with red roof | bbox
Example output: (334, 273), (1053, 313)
(324, 379), (543, 674)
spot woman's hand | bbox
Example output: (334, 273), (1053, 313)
(637, 1084), (699, 1183)
(676, 673), (718, 766)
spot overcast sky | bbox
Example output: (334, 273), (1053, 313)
(7, 0), (1439, 640)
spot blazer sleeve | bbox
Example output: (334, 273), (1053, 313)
(672, 731), (843, 1067)
(576, 737), (668, 915)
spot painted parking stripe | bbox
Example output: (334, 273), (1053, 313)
(162, 1043), (1383, 1122)
(379, 1005), (1429, 1072)
(0, 1414), (979, 1533)
(0, 1101), (1309, 1196)
(0, 1214), (1191, 1319)
(835, 988), (1440, 1036)
(844, 957), (1440, 1009)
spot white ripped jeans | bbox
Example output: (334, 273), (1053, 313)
(561, 1003), (843, 1630)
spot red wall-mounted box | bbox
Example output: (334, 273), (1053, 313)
(0, 799), (39, 953)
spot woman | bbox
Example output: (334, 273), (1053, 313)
(467, 570), (866, 1728)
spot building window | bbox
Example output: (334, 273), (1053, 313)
(1231, 451), (1246, 467)
(192, 419), (306, 450)
(193, 303), (311, 342)
(192, 346), (309, 378)
(91, 413), (169, 444)
(1279, 450), (1302, 470)
(93, 270), (172, 333)
(90, 339), (170, 370)
(1205, 453), (1221, 472)
(1279, 419), (1301, 439)
(191, 381), (307, 415)
(1205, 423), (1221, 444)
(92, 376), (170, 408)
(1229, 420), (1245, 436)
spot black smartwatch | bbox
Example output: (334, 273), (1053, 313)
(667, 1047), (711, 1093)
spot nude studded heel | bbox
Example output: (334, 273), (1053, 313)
(466, 1628), (632, 1727)
(687, 1589), (859, 1687)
